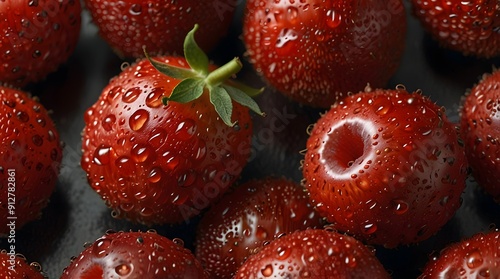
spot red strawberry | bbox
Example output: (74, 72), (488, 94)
(234, 228), (391, 278)
(411, 0), (500, 58)
(419, 229), (500, 278)
(302, 86), (468, 248)
(0, 86), (62, 235)
(460, 70), (500, 202)
(0, 0), (82, 87)
(195, 177), (324, 279)
(0, 250), (46, 278)
(61, 230), (209, 279)
(83, 0), (236, 58)
(81, 25), (264, 225)
(242, 0), (407, 108)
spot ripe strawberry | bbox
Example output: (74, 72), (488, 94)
(0, 250), (46, 278)
(195, 177), (324, 279)
(302, 87), (468, 248)
(234, 228), (390, 278)
(411, 0), (500, 58)
(0, 0), (82, 87)
(84, 0), (236, 58)
(61, 230), (209, 279)
(460, 70), (500, 202)
(242, 0), (407, 108)
(81, 25), (264, 225)
(0, 86), (62, 235)
(419, 229), (500, 278)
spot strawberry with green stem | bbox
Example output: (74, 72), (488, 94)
(81, 24), (264, 225)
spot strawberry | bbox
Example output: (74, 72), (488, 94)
(195, 177), (324, 279)
(234, 228), (391, 278)
(411, 0), (500, 58)
(302, 86), (468, 248)
(242, 0), (407, 108)
(0, 250), (46, 278)
(419, 229), (500, 278)
(81, 25), (264, 225)
(460, 70), (500, 202)
(83, 0), (237, 58)
(0, 0), (82, 87)
(61, 230), (209, 279)
(0, 86), (62, 235)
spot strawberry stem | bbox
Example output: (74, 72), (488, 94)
(205, 58), (243, 88)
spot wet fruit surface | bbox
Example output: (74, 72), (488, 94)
(419, 229), (500, 278)
(0, 86), (62, 235)
(411, 0), (500, 58)
(0, 3), (499, 279)
(80, 56), (253, 225)
(243, 0), (407, 107)
(302, 87), (468, 248)
(234, 229), (391, 278)
(195, 177), (323, 278)
(60, 230), (209, 279)
(460, 70), (500, 202)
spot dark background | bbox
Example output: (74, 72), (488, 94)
(2, 1), (500, 278)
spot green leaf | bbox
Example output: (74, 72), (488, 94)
(163, 78), (204, 104)
(209, 86), (235, 127)
(144, 48), (196, 80)
(225, 79), (264, 98)
(224, 85), (265, 116)
(184, 24), (209, 76)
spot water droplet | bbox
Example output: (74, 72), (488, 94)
(140, 207), (153, 217)
(92, 238), (112, 258)
(287, 6), (299, 23)
(172, 238), (184, 247)
(175, 119), (197, 140)
(148, 167), (163, 183)
(326, 9), (342, 28)
(276, 28), (298, 53)
(149, 128), (167, 148)
(115, 263), (132, 276)
(145, 87), (164, 108)
(129, 109), (149, 131)
(106, 86), (122, 103)
(32, 134), (43, 146)
(16, 111), (29, 122)
(177, 169), (196, 187)
(132, 144), (153, 163)
(345, 255), (357, 268)
(122, 87), (141, 103)
(362, 222), (377, 234)
(276, 246), (291, 260)
(466, 250), (483, 269)
(392, 199), (409, 215)
(129, 3), (142, 15)
(102, 114), (116, 131)
(93, 145), (111, 165)
(115, 156), (133, 172)
(261, 264), (273, 277)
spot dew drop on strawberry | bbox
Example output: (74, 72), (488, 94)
(129, 109), (149, 131)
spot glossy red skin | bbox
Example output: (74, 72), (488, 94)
(411, 0), (500, 58)
(0, 0), (81, 87)
(84, 0), (235, 58)
(243, 0), (407, 108)
(0, 250), (45, 278)
(302, 88), (468, 248)
(195, 177), (324, 279)
(61, 231), (209, 279)
(81, 56), (253, 225)
(234, 228), (390, 279)
(419, 230), (500, 278)
(0, 87), (62, 235)
(460, 70), (500, 202)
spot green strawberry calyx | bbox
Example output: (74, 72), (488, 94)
(144, 24), (265, 127)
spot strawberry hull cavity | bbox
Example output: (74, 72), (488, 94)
(303, 87), (468, 248)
